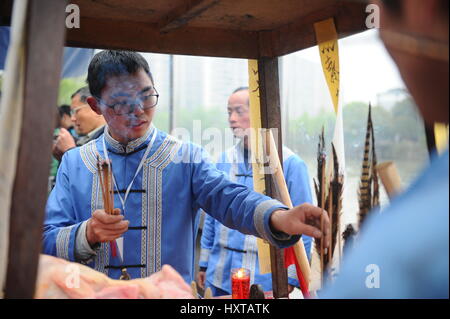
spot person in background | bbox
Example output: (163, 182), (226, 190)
(52, 86), (106, 161)
(197, 87), (313, 296)
(57, 104), (78, 140)
(322, 0), (448, 298)
(49, 104), (81, 192)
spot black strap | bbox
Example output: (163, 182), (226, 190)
(224, 246), (247, 254)
(105, 264), (145, 269)
(113, 189), (146, 194)
(235, 174), (253, 178)
(128, 226), (147, 230)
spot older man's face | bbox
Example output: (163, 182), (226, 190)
(97, 69), (156, 144)
(227, 90), (250, 139)
(70, 94), (101, 135)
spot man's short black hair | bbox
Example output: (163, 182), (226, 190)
(58, 104), (71, 118)
(87, 50), (154, 98)
(71, 86), (91, 103)
(232, 86), (249, 94)
(231, 86), (250, 107)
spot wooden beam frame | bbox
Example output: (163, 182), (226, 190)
(260, 1), (367, 57)
(5, 0), (68, 299)
(158, 0), (221, 33)
(65, 2), (367, 59)
(258, 57), (289, 299)
(66, 17), (259, 59)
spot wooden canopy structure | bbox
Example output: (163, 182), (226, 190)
(2, 0), (367, 58)
(0, 0), (368, 298)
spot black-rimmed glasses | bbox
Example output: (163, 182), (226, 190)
(97, 89), (159, 116)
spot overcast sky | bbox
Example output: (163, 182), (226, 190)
(291, 29), (407, 106)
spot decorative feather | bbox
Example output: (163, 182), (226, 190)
(313, 128), (328, 284)
(358, 105), (374, 227)
(313, 131), (344, 285)
(358, 103), (380, 227)
(330, 143), (343, 262)
(315, 126), (326, 205)
(370, 105), (380, 209)
(313, 127), (326, 212)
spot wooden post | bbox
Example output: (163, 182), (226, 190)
(257, 57), (289, 299)
(169, 55), (175, 133)
(5, 0), (68, 298)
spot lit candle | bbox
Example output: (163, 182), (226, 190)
(231, 268), (250, 299)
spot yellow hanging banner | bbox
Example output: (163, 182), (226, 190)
(314, 18), (340, 114)
(248, 59), (272, 274)
(314, 18), (346, 175)
(247, 59), (265, 193)
(434, 123), (449, 154)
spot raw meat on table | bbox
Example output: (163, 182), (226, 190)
(35, 254), (194, 299)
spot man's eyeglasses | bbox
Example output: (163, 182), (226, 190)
(97, 89), (159, 116)
(70, 105), (89, 117)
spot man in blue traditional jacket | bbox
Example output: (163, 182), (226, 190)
(197, 87), (313, 296)
(43, 50), (329, 283)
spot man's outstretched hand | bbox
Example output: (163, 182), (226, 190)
(270, 203), (331, 247)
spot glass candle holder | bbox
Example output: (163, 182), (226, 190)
(231, 268), (250, 299)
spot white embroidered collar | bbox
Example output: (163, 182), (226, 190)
(104, 124), (155, 154)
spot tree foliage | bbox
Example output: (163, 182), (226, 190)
(58, 77), (86, 106)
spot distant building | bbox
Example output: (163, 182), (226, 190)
(142, 53), (248, 111)
(280, 53), (330, 118)
(175, 56), (248, 110)
(376, 88), (410, 110)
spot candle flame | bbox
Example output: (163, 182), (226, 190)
(237, 269), (245, 278)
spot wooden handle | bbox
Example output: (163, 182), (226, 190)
(376, 161), (402, 199)
(264, 130), (312, 284)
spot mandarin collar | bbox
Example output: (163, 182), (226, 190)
(104, 124), (155, 154)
